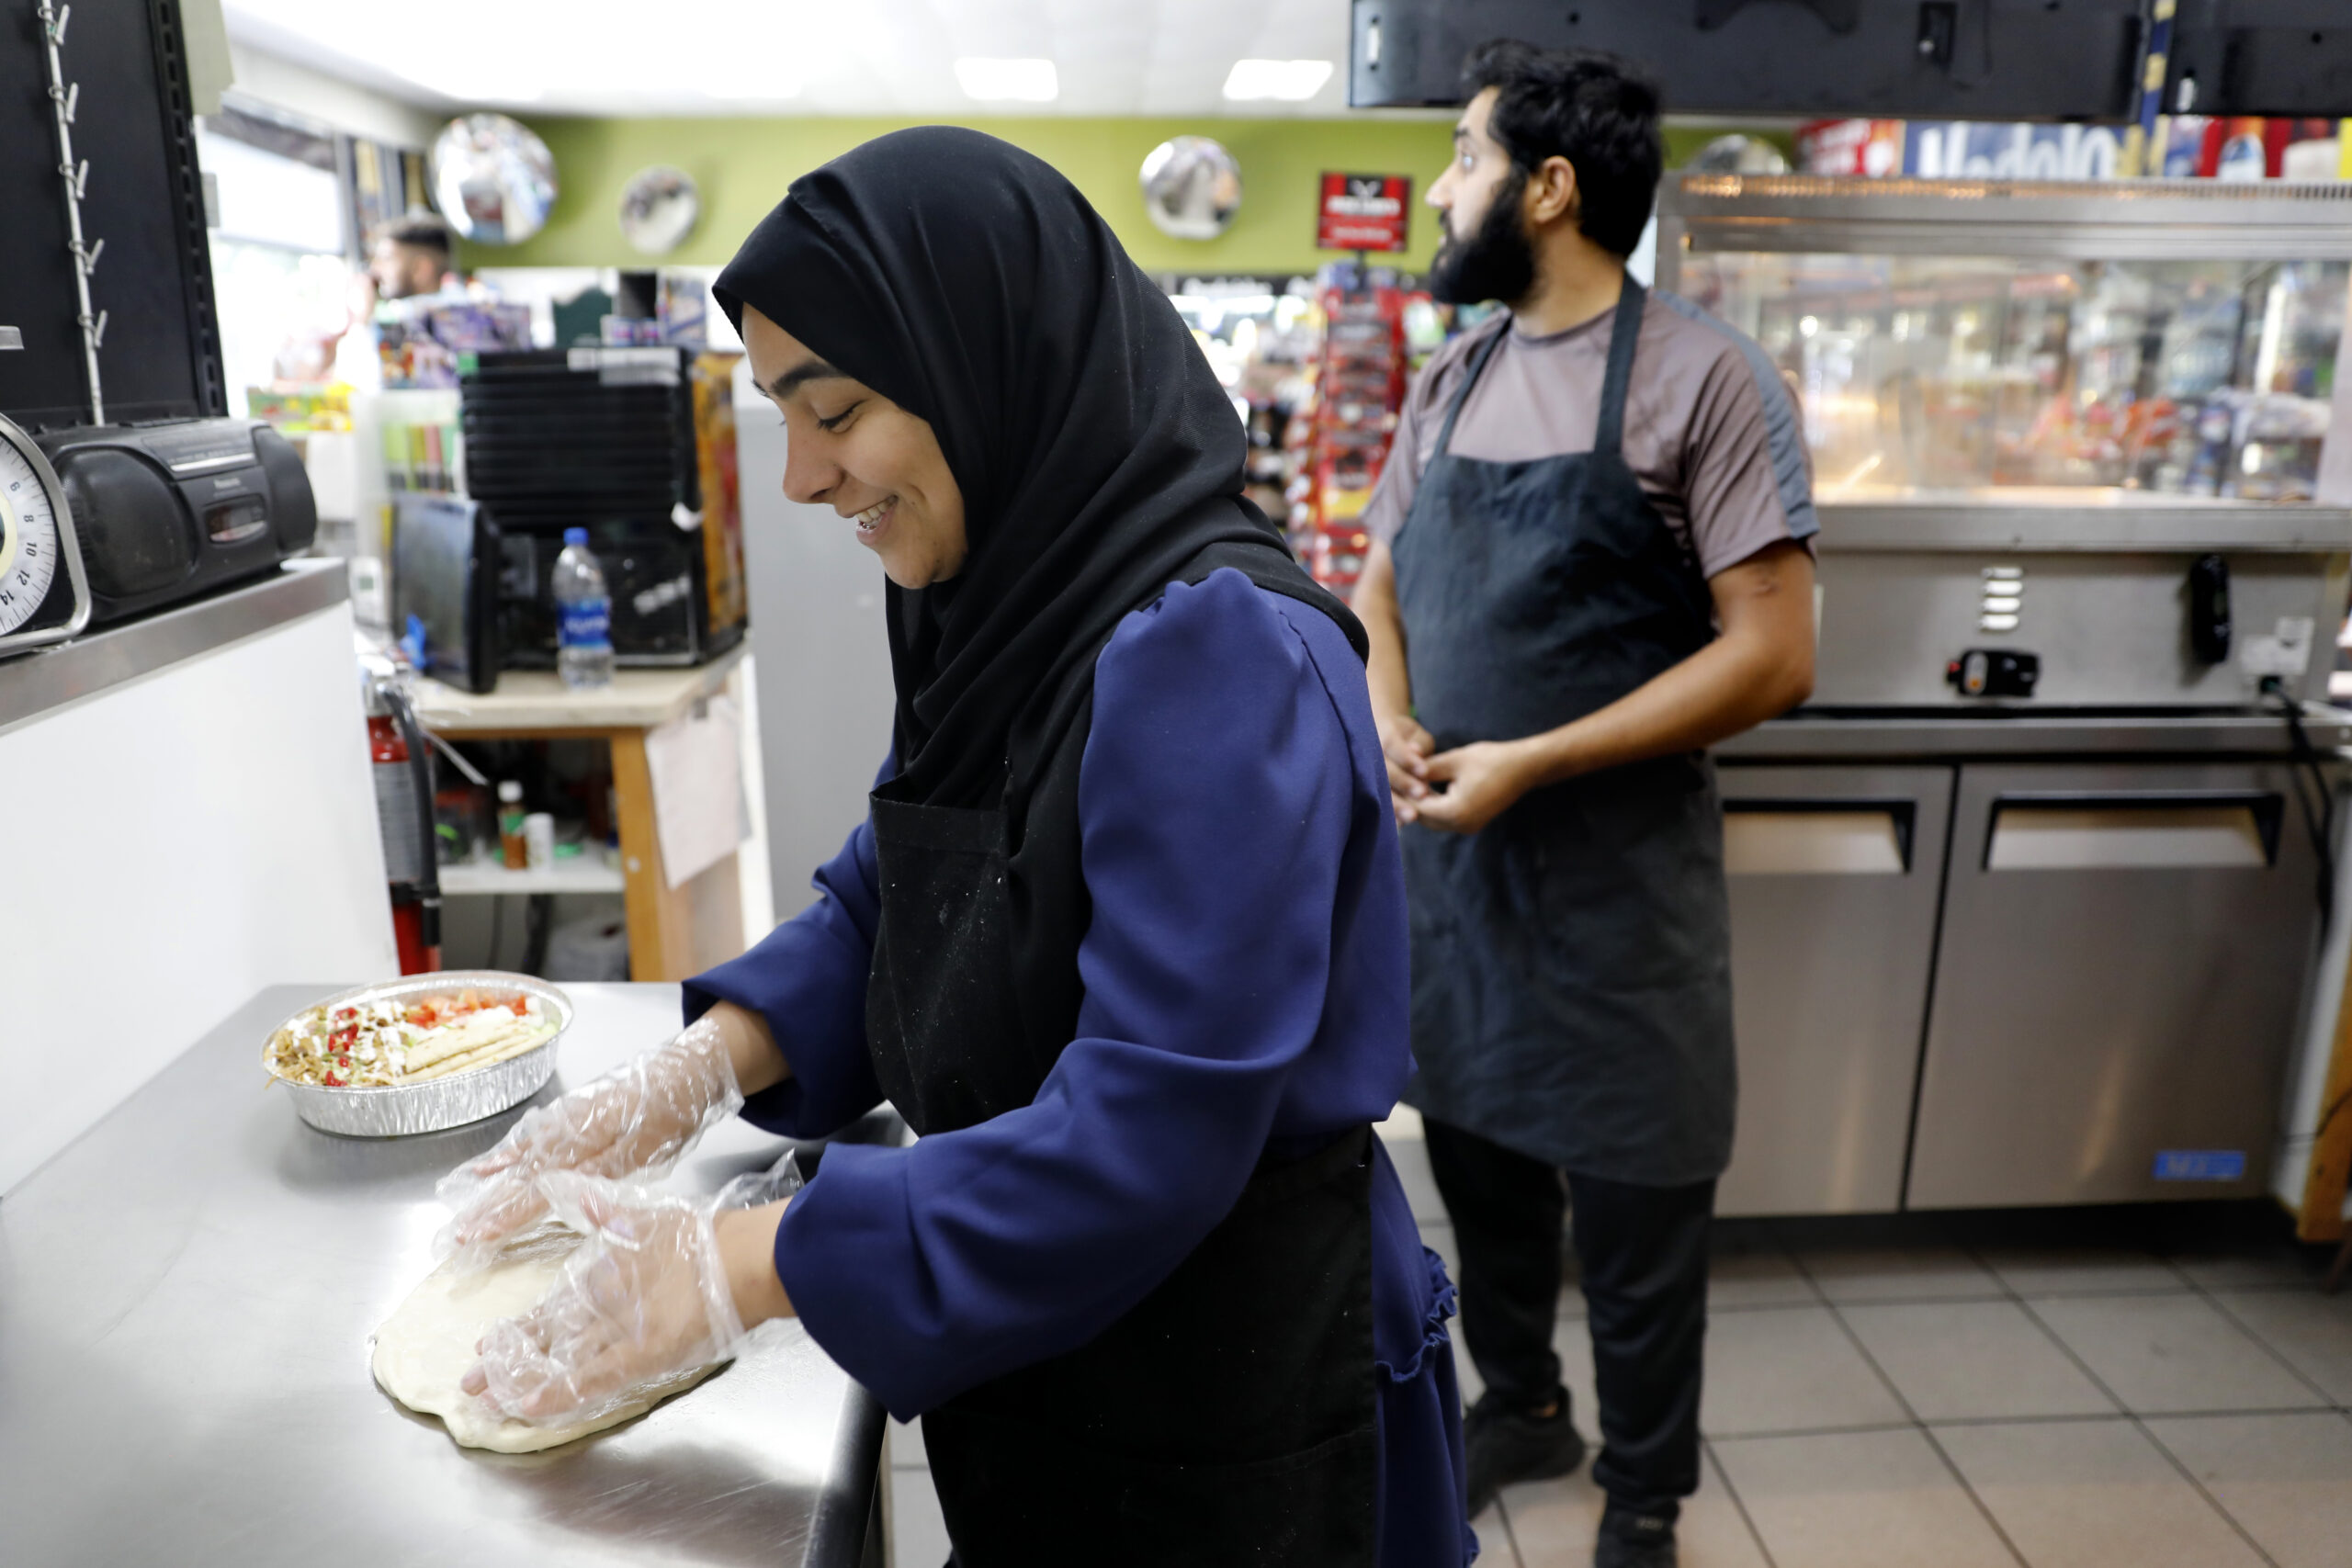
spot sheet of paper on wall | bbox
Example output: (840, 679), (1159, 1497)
(645, 694), (750, 889)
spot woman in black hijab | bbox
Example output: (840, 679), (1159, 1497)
(450, 128), (1472, 1566)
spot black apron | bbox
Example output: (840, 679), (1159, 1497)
(1391, 278), (1736, 1188)
(864, 558), (1377, 1567)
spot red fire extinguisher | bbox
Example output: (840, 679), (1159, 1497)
(363, 671), (443, 974)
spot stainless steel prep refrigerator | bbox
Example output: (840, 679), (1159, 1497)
(1653, 175), (2352, 1214)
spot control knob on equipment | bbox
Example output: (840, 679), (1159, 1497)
(2188, 554), (2232, 664)
(1948, 649), (2040, 698)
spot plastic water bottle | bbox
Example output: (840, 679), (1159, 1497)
(553, 527), (615, 690)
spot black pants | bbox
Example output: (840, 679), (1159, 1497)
(1424, 1116), (1714, 1519)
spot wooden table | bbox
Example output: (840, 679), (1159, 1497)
(412, 645), (748, 982)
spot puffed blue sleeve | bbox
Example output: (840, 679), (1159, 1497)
(682, 815), (888, 1139)
(772, 570), (1359, 1419)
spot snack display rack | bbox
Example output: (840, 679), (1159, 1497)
(1302, 282), (1411, 593)
(1165, 273), (1444, 594)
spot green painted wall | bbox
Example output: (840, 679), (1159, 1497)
(469, 115), (1777, 277)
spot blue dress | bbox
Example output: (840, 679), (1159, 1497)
(686, 569), (1475, 1565)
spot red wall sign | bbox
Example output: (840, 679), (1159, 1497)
(1317, 173), (1411, 253)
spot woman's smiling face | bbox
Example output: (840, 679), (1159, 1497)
(741, 303), (968, 589)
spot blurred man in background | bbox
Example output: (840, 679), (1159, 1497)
(368, 211), (458, 301)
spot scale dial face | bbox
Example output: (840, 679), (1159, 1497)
(0, 413), (87, 649)
(0, 442), (61, 634)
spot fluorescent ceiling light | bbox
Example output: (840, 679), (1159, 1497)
(698, 83), (805, 102)
(386, 59), (547, 104)
(1222, 59), (1334, 102)
(696, 69), (804, 101)
(955, 57), (1058, 103)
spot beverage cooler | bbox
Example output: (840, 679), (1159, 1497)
(1652, 175), (2352, 1213)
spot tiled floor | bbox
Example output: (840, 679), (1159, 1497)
(884, 1121), (2352, 1567)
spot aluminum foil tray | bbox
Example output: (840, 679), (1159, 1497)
(266, 973), (575, 1138)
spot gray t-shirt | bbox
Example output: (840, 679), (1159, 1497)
(1364, 290), (1818, 577)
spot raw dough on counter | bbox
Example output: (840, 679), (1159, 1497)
(371, 1231), (716, 1453)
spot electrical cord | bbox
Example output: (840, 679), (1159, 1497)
(380, 681), (444, 958)
(2262, 675), (2336, 929)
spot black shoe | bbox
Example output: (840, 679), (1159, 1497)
(1592, 1504), (1677, 1568)
(1463, 1387), (1587, 1517)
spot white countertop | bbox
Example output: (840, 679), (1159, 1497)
(0, 558), (348, 737)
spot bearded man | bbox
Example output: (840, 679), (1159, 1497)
(1351, 39), (1819, 1568)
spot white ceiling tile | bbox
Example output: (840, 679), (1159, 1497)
(221, 0), (1377, 117)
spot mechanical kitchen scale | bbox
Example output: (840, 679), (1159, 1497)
(0, 366), (93, 656)
(0, 1), (314, 660)
(0, 1), (97, 658)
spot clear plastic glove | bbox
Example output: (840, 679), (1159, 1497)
(715, 1147), (807, 1213)
(435, 1016), (743, 1259)
(461, 1171), (749, 1426)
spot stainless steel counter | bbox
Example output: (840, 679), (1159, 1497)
(0, 983), (884, 1567)
(0, 558), (348, 736)
(1720, 705), (2352, 761)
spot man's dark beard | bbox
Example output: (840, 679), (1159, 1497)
(1428, 166), (1535, 307)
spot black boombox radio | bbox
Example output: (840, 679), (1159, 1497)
(35, 418), (319, 627)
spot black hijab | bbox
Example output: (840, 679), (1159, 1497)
(714, 127), (1365, 822)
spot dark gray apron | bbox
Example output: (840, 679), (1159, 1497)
(862, 565), (1378, 1565)
(1391, 278), (1736, 1188)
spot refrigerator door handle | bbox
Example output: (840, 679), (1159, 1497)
(1983, 791), (2283, 871)
(1724, 798), (1917, 875)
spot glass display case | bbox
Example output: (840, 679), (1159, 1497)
(1657, 176), (2352, 512)
(1653, 181), (2352, 1227)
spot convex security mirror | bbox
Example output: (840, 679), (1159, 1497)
(430, 114), (559, 245)
(619, 165), (700, 255)
(1140, 136), (1241, 241)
